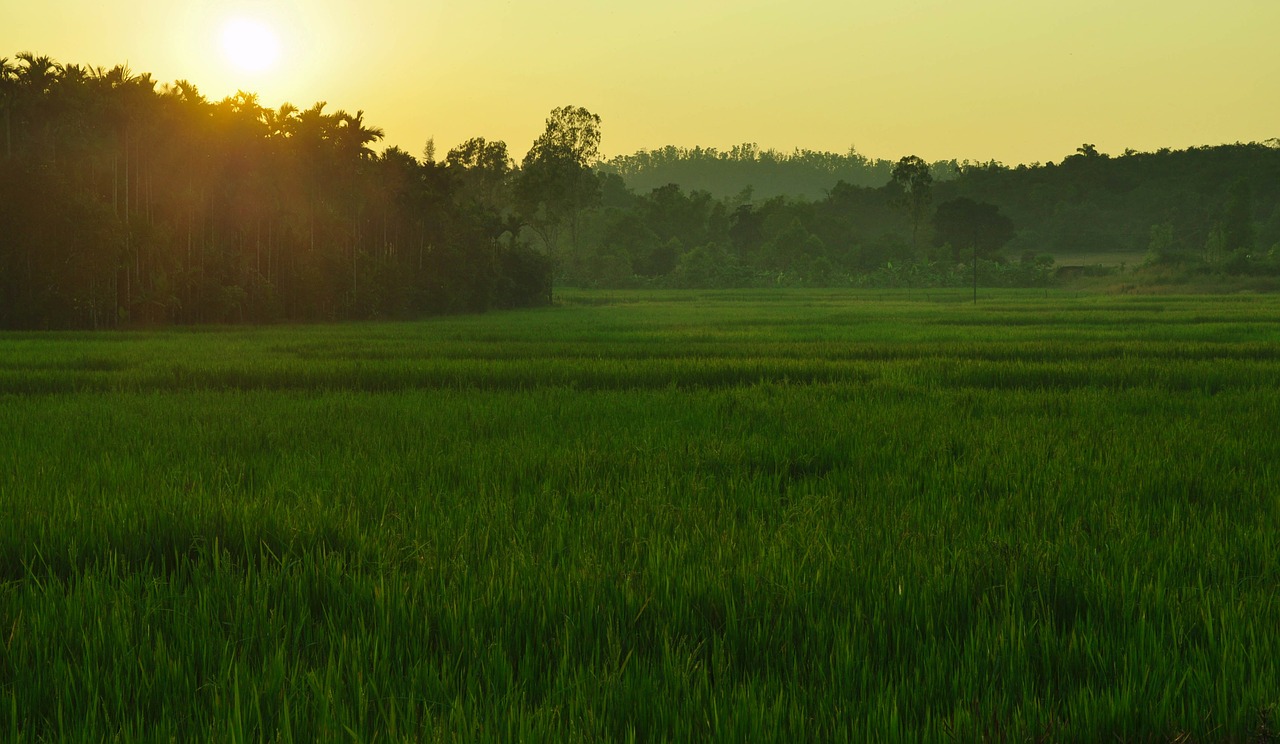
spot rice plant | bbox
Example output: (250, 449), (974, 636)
(1, 289), (1277, 741)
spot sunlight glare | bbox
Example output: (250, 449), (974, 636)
(220, 16), (281, 74)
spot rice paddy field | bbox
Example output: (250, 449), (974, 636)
(1, 288), (1278, 742)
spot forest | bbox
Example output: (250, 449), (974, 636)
(585, 143), (1280, 292)
(0, 52), (553, 329)
(2, 52), (1279, 329)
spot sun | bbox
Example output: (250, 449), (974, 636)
(219, 16), (281, 74)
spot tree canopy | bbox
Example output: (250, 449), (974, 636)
(516, 106), (604, 271)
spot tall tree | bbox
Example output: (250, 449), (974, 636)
(332, 108), (385, 305)
(446, 137), (513, 214)
(516, 105), (602, 290)
(0, 57), (17, 158)
(6, 53), (63, 162)
(890, 154), (933, 253)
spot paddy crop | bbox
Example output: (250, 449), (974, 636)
(1, 289), (1278, 742)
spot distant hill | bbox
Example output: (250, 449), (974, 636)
(602, 144), (962, 201)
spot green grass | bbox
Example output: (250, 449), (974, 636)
(1, 289), (1278, 742)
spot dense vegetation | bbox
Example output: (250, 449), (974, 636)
(600, 144), (941, 199)
(0, 53), (554, 329)
(2, 290), (1278, 741)
(584, 143), (1280, 291)
(3, 51), (1279, 330)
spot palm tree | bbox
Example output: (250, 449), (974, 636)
(0, 57), (18, 158)
(289, 101), (335, 257)
(12, 52), (63, 159)
(254, 102), (298, 288)
(328, 110), (384, 306)
(153, 78), (212, 319)
(334, 109), (384, 160)
(262, 101), (296, 140)
(86, 63), (163, 316)
(14, 52), (60, 90)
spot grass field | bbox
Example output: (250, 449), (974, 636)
(2, 289), (1278, 742)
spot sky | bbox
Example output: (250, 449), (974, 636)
(4, 0), (1277, 165)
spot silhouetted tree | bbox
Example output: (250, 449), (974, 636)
(0, 56), (17, 158)
(516, 105), (603, 292)
(0, 51), (552, 328)
(446, 137), (513, 215)
(890, 155), (933, 253)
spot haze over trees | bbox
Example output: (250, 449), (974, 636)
(2, 52), (1279, 329)
(599, 144), (937, 201)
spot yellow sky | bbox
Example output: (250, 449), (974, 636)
(4, 0), (1277, 165)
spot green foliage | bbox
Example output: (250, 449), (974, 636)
(587, 141), (1280, 291)
(1145, 222), (1179, 265)
(2, 291), (1279, 740)
(516, 106), (604, 266)
(891, 155), (934, 251)
(669, 242), (744, 288)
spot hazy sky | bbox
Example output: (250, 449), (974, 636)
(5, 1), (1277, 165)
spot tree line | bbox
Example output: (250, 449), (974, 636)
(601, 145), (961, 201)
(0, 52), (565, 329)
(568, 142), (1280, 291)
(3, 52), (1279, 328)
